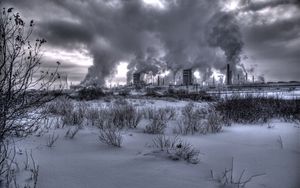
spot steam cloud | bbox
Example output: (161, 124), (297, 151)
(82, 0), (245, 85)
(3, 0), (247, 85)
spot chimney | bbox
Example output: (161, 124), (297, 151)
(133, 73), (141, 85)
(226, 64), (232, 85)
(157, 76), (160, 86)
(183, 69), (193, 86)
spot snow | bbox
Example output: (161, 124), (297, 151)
(12, 100), (300, 188)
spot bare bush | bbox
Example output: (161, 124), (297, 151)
(164, 107), (177, 120)
(277, 135), (284, 149)
(144, 110), (168, 134)
(44, 97), (73, 116)
(174, 103), (206, 134)
(210, 157), (265, 188)
(46, 133), (59, 147)
(0, 143), (40, 188)
(85, 108), (107, 128)
(77, 87), (106, 100)
(28, 151), (39, 188)
(152, 134), (178, 151)
(76, 102), (88, 118)
(113, 98), (128, 106)
(65, 126), (80, 139)
(0, 141), (19, 187)
(142, 108), (157, 119)
(151, 135), (200, 164)
(174, 103), (223, 135)
(62, 110), (84, 127)
(98, 127), (122, 147)
(110, 103), (142, 129)
(206, 109), (223, 133)
(215, 96), (300, 124)
(142, 107), (176, 121)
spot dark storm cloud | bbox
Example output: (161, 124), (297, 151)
(240, 0), (300, 12)
(238, 0), (300, 81)
(2, 0), (300, 84)
(37, 20), (94, 49)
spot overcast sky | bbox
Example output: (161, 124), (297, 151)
(2, 0), (300, 85)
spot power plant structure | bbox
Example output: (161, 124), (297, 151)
(133, 73), (141, 86)
(226, 64), (232, 85)
(183, 69), (193, 86)
(125, 66), (300, 94)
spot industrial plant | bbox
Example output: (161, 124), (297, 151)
(115, 63), (300, 97)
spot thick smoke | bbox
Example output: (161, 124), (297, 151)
(123, 0), (244, 84)
(3, 0), (246, 85)
(78, 0), (245, 85)
(206, 12), (244, 74)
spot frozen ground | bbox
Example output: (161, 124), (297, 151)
(13, 100), (300, 188)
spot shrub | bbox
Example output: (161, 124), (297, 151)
(210, 157), (265, 188)
(174, 103), (223, 134)
(62, 110), (84, 126)
(144, 111), (168, 134)
(110, 103), (142, 129)
(98, 128), (122, 147)
(162, 107), (177, 120)
(65, 126), (80, 139)
(76, 102), (88, 118)
(142, 108), (156, 119)
(152, 135), (200, 164)
(78, 87), (105, 100)
(142, 107), (176, 120)
(85, 108), (103, 126)
(206, 108), (223, 133)
(175, 103), (206, 134)
(215, 96), (300, 124)
(46, 133), (59, 147)
(45, 96), (73, 116)
(113, 98), (128, 106)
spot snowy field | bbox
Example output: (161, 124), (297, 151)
(10, 99), (300, 188)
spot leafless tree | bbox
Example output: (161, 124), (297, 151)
(0, 7), (61, 142)
(0, 7), (60, 185)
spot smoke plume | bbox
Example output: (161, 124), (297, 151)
(3, 0), (246, 85)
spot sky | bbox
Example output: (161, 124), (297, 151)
(2, 0), (300, 86)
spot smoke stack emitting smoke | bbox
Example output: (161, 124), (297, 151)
(81, 0), (245, 86)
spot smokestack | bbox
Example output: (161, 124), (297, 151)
(245, 73), (248, 83)
(252, 75), (254, 83)
(157, 76), (160, 86)
(133, 73), (141, 85)
(183, 69), (193, 86)
(226, 64), (232, 85)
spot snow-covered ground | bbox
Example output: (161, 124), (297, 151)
(13, 99), (300, 188)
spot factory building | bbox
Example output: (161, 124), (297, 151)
(133, 73), (141, 85)
(226, 64), (232, 85)
(183, 69), (193, 85)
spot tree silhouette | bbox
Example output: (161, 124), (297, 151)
(0, 7), (60, 142)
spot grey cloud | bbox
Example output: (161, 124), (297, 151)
(2, 0), (300, 84)
(37, 20), (94, 49)
(240, 0), (300, 12)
